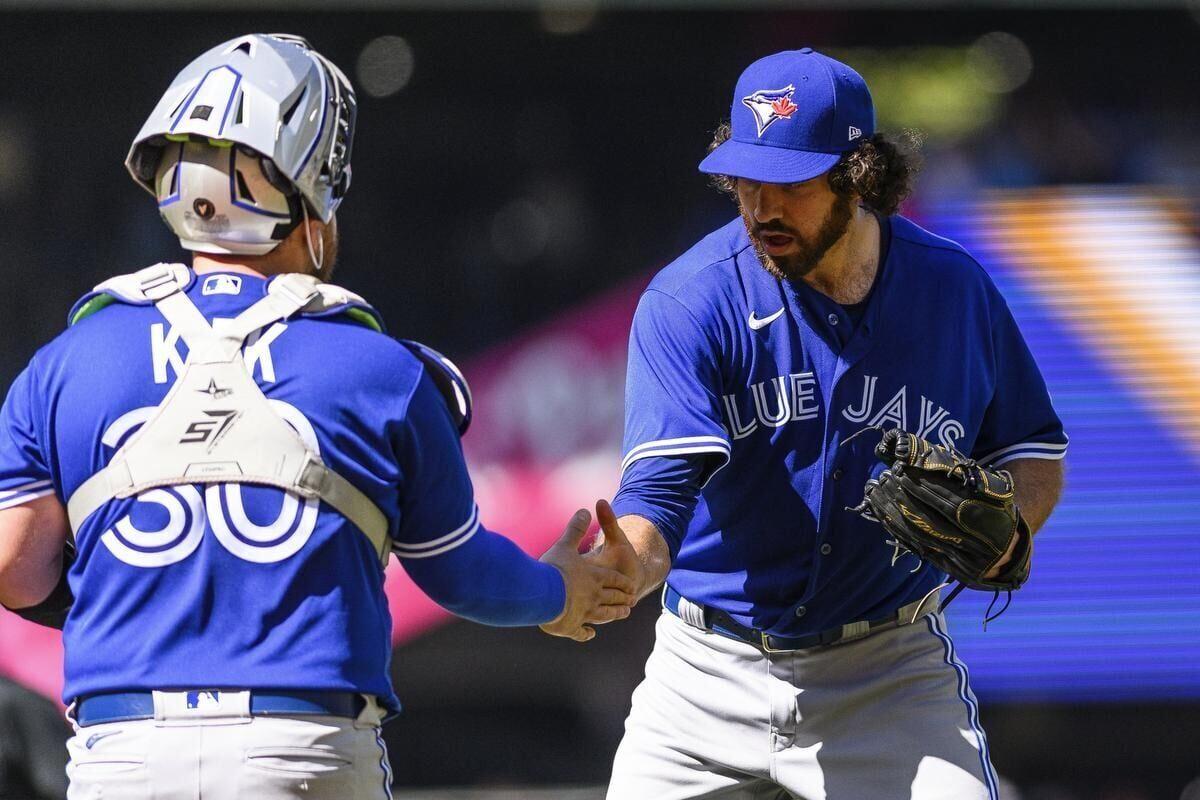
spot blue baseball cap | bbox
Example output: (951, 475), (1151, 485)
(699, 48), (875, 185)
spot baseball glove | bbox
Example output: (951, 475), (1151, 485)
(849, 429), (1032, 607)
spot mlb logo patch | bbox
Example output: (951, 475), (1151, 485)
(203, 275), (242, 296)
(186, 690), (221, 710)
(742, 85), (798, 137)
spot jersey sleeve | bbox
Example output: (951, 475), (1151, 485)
(392, 367), (566, 626)
(620, 289), (731, 486)
(611, 453), (706, 559)
(0, 363), (57, 511)
(391, 369), (481, 558)
(970, 294), (1068, 466)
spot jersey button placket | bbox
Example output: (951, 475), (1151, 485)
(827, 313), (839, 326)
(820, 543), (832, 556)
(794, 605), (807, 618)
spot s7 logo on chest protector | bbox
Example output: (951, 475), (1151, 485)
(179, 409), (239, 447)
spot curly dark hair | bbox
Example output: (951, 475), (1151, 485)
(706, 122), (923, 216)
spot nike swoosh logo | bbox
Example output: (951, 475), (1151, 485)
(85, 730), (122, 749)
(748, 308), (785, 330)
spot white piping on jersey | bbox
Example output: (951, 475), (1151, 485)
(0, 479), (53, 500)
(0, 483), (56, 511)
(977, 439), (1068, 466)
(989, 450), (1067, 467)
(620, 438), (733, 489)
(620, 435), (731, 474)
(392, 505), (481, 559)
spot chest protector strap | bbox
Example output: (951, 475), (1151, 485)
(66, 264), (390, 565)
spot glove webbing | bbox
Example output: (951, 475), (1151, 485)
(842, 425), (1017, 628)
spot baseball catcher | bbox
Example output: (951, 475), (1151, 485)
(0, 32), (636, 800)
(850, 428), (1033, 615)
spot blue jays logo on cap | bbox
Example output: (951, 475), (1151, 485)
(699, 48), (875, 185)
(742, 85), (799, 137)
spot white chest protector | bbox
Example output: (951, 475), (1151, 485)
(65, 263), (390, 565)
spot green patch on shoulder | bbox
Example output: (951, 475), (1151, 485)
(70, 294), (119, 326)
(343, 307), (383, 333)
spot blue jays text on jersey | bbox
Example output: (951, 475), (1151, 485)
(0, 270), (520, 709)
(611, 215), (1067, 637)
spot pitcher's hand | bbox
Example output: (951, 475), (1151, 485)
(540, 509), (637, 642)
(588, 499), (648, 600)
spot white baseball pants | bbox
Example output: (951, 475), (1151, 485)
(66, 692), (393, 800)
(607, 610), (999, 800)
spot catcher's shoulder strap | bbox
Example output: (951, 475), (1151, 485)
(68, 263), (387, 334)
(70, 264), (467, 438)
(65, 263), (390, 565)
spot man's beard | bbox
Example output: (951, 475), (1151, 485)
(740, 193), (855, 281)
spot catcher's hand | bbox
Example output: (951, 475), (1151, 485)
(849, 429), (1032, 594)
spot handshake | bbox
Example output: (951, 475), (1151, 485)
(538, 500), (645, 643)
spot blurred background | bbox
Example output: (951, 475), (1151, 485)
(1, 1), (1198, 799)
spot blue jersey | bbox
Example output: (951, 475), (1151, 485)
(612, 216), (1067, 636)
(0, 270), (490, 709)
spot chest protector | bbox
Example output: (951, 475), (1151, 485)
(65, 263), (390, 565)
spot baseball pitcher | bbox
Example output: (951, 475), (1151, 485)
(592, 49), (1067, 799)
(0, 34), (634, 799)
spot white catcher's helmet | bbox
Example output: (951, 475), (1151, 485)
(126, 34), (356, 255)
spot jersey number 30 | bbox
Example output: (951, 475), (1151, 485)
(96, 401), (321, 567)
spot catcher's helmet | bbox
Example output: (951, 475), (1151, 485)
(126, 34), (356, 255)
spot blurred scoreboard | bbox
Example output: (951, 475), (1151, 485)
(926, 188), (1200, 701)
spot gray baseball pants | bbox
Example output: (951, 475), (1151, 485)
(66, 691), (393, 799)
(607, 609), (999, 800)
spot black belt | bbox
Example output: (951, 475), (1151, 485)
(75, 690), (366, 727)
(663, 585), (933, 653)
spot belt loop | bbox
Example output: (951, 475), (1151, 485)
(908, 583), (947, 625)
(153, 690), (252, 726)
(675, 595), (708, 631)
(353, 695), (386, 729)
(839, 620), (871, 643)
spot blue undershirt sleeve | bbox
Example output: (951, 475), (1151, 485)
(400, 525), (566, 626)
(611, 453), (706, 560)
(393, 368), (565, 626)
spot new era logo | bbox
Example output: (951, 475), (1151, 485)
(848, 126), (863, 141)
